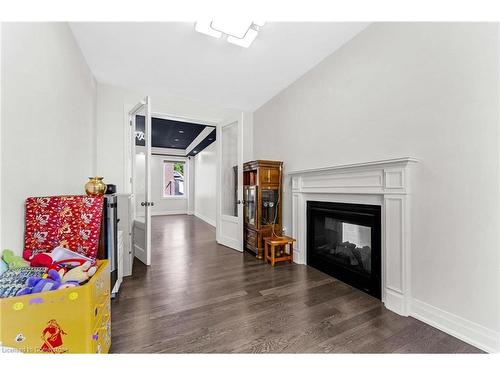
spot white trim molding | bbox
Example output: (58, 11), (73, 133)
(411, 298), (500, 353)
(290, 157), (418, 316)
(194, 212), (216, 227)
(151, 210), (187, 216)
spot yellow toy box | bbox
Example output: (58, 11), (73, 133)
(0, 260), (110, 354)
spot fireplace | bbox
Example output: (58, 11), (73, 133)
(307, 201), (381, 299)
(291, 158), (417, 315)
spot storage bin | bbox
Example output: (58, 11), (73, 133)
(0, 260), (110, 354)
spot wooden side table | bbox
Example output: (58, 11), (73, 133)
(264, 236), (296, 266)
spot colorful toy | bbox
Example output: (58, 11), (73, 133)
(62, 261), (97, 284)
(2, 249), (29, 269)
(48, 259), (87, 277)
(29, 252), (55, 268)
(16, 269), (78, 296)
(29, 251), (88, 278)
(50, 247), (93, 266)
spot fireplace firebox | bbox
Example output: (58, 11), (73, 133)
(307, 201), (381, 299)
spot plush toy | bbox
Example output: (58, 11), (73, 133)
(30, 252), (63, 275)
(2, 249), (29, 269)
(29, 252), (54, 268)
(62, 261), (97, 284)
(17, 269), (78, 296)
(29, 252), (89, 278)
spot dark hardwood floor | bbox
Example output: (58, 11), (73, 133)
(110, 215), (482, 353)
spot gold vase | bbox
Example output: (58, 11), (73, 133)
(85, 177), (107, 196)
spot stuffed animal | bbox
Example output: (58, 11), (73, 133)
(29, 249), (92, 276)
(16, 269), (78, 296)
(2, 249), (29, 269)
(30, 253), (65, 276)
(30, 252), (90, 278)
(62, 261), (97, 284)
(29, 252), (54, 268)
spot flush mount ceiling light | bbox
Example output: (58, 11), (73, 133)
(195, 20), (265, 48)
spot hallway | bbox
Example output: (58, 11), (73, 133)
(110, 215), (481, 353)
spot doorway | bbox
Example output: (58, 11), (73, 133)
(128, 101), (225, 267)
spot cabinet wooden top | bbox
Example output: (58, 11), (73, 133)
(243, 160), (283, 170)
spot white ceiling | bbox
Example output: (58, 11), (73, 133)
(70, 22), (369, 111)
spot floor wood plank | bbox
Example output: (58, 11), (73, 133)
(110, 215), (483, 354)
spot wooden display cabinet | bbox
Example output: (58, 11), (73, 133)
(243, 160), (283, 259)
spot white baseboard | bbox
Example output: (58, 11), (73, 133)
(293, 250), (303, 264)
(411, 298), (499, 353)
(384, 288), (408, 317)
(151, 210), (187, 216)
(218, 235), (242, 251)
(133, 244), (146, 263)
(194, 211), (216, 227)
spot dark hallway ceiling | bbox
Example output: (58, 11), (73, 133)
(135, 116), (216, 153)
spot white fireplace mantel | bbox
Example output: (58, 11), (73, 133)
(289, 157), (418, 316)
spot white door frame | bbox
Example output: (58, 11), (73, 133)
(128, 97), (152, 266)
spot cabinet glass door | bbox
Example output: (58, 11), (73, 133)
(244, 186), (256, 226)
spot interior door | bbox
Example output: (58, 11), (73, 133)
(129, 96), (152, 265)
(216, 114), (244, 251)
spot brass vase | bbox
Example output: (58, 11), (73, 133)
(85, 177), (107, 196)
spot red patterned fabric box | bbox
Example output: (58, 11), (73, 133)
(23, 195), (104, 261)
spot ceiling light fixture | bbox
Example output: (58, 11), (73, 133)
(195, 20), (265, 48)
(211, 20), (252, 39)
(195, 21), (222, 39)
(178, 130), (184, 133)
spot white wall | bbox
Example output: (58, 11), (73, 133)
(253, 23), (500, 350)
(1, 23), (96, 255)
(242, 111), (254, 163)
(194, 142), (217, 226)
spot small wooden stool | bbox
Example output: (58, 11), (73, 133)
(264, 236), (296, 266)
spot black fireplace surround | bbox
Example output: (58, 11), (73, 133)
(307, 201), (381, 299)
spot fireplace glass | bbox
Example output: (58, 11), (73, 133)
(307, 201), (381, 298)
(312, 218), (372, 275)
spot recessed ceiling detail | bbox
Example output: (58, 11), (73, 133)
(187, 128), (216, 157)
(135, 116), (216, 154)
